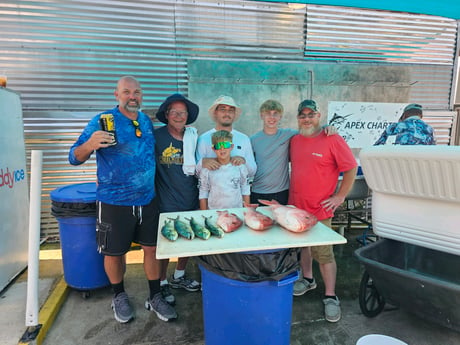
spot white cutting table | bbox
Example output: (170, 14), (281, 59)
(156, 206), (346, 259)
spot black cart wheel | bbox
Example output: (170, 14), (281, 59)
(358, 270), (385, 317)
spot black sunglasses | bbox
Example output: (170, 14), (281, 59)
(132, 120), (142, 138)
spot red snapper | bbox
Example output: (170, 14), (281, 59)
(243, 203), (274, 231)
(216, 210), (243, 233)
(259, 199), (317, 233)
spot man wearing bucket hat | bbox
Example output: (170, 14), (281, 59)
(374, 103), (436, 145)
(196, 95), (257, 177)
(155, 93), (202, 306)
(289, 99), (357, 323)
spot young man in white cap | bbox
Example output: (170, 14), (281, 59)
(155, 93), (201, 307)
(374, 103), (436, 145)
(289, 99), (357, 323)
(195, 95), (257, 177)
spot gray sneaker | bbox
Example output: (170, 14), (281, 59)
(111, 292), (134, 323)
(323, 297), (341, 322)
(145, 292), (178, 322)
(293, 277), (317, 296)
(170, 274), (201, 292)
(160, 284), (176, 305)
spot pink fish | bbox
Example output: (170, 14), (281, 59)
(243, 204), (274, 231)
(216, 210), (243, 233)
(258, 199), (318, 233)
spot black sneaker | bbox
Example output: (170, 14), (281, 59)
(111, 292), (134, 323)
(170, 274), (201, 292)
(145, 292), (178, 322)
(160, 284), (176, 305)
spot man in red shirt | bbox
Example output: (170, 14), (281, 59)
(289, 99), (357, 323)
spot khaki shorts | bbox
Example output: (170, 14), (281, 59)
(310, 218), (335, 264)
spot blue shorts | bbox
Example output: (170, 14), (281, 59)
(96, 197), (159, 256)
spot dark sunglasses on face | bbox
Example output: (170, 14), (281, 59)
(213, 141), (232, 150)
(132, 120), (142, 138)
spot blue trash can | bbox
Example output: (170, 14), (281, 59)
(50, 182), (109, 290)
(200, 264), (299, 345)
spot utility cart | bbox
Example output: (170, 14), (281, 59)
(355, 145), (460, 332)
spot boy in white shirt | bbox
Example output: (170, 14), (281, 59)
(198, 130), (250, 210)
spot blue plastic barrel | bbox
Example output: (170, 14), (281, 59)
(200, 265), (299, 345)
(50, 183), (109, 290)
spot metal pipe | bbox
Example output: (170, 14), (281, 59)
(25, 150), (43, 327)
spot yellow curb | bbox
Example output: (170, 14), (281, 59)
(18, 276), (69, 345)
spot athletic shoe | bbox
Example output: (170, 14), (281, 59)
(111, 292), (134, 323)
(293, 277), (317, 296)
(170, 274), (201, 292)
(323, 297), (341, 322)
(160, 284), (176, 305)
(145, 292), (178, 322)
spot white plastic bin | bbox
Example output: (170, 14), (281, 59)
(357, 334), (408, 345)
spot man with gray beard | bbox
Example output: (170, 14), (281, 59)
(288, 99), (357, 323)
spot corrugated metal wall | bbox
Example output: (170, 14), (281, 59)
(0, 0), (457, 239)
(305, 6), (457, 64)
(304, 5), (458, 109)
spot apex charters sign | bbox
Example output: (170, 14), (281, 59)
(328, 101), (406, 148)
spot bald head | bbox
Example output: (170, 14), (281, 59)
(117, 76), (140, 90)
(115, 76), (142, 116)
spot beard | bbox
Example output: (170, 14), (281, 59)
(124, 100), (140, 113)
(299, 124), (321, 137)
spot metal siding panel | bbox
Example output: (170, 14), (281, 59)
(424, 112), (458, 145)
(173, 1), (305, 59)
(304, 5), (458, 65)
(302, 5), (457, 109)
(409, 65), (454, 109)
(1, 0), (181, 111)
(24, 114), (97, 238)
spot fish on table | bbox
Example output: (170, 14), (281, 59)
(243, 203), (274, 231)
(186, 216), (211, 240)
(215, 210), (243, 233)
(259, 199), (317, 233)
(169, 215), (195, 240)
(161, 219), (179, 241)
(202, 215), (225, 238)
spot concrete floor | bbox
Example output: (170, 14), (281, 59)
(4, 228), (460, 345)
